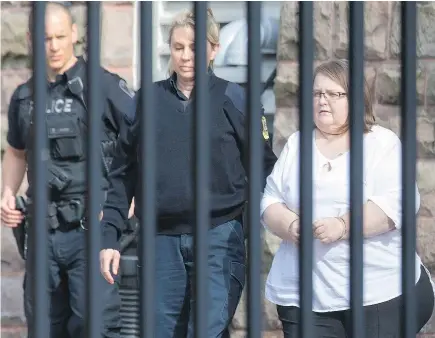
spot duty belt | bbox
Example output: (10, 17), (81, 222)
(25, 197), (87, 231)
(48, 199), (87, 230)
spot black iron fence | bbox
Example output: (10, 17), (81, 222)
(29, 1), (417, 337)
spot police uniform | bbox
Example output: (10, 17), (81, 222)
(7, 56), (135, 338)
(100, 71), (277, 337)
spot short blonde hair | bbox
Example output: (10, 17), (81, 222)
(167, 8), (220, 76)
(314, 59), (376, 134)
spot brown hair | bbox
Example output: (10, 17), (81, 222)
(313, 59), (376, 134)
(167, 8), (220, 76)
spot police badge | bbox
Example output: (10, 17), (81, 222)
(261, 116), (270, 140)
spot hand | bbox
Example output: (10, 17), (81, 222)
(128, 198), (135, 219)
(1, 195), (24, 228)
(287, 218), (300, 244)
(99, 211), (103, 221)
(313, 217), (346, 244)
(100, 249), (120, 284)
(128, 204), (135, 219)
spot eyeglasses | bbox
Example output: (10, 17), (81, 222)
(313, 91), (347, 102)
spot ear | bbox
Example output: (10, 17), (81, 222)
(71, 23), (78, 44)
(209, 42), (220, 62)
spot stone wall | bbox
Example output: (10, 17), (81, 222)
(272, 1), (435, 336)
(1, 1), (435, 337)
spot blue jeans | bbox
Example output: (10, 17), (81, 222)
(24, 226), (122, 338)
(143, 219), (246, 338)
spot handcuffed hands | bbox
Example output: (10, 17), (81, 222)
(313, 217), (347, 244)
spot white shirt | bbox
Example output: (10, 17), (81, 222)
(260, 125), (422, 312)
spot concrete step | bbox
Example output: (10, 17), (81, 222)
(0, 327), (27, 338)
(1, 274), (26, 327)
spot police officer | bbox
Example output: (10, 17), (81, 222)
(99, 8), (278, 338)
(0, 2), (134, 337)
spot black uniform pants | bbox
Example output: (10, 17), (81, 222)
(24, 224), (122, 338)
(277, 264), (434, 338)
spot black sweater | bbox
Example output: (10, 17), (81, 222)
(101, 74), (277, 250)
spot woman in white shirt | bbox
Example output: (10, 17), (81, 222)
(261, 59), (434, 337)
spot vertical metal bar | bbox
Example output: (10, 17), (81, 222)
(31, 2), (49, 337)
(193, 2), (209, 338)
(86, 3), (102, 338)
(348, 2), (365, 338)
(401, 2), (417, 337)
(298, 3), (314, 338)
(139, 2), (156, 338)
(246, 2), (263, 338)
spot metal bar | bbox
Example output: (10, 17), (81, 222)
(139, 2), (156, 338)
(193, 2), (209, 338)
(401, 2), (417, 337)
(246, 2), (263, 338)
(31, 2), (49, 337)
(262, 67), (277, 93)
(348, 2), (365, 337)
(86, 3), (102, 338)
(298, 3), (314, 337)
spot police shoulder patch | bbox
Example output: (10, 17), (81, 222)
(262, 115), (270, 140)
(119, 79), (135, 99)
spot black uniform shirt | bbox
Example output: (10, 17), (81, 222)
(6, 56), (136, 198)
(7, 56), (136, 152)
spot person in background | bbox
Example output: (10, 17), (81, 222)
(260, 59), (435, 337)
(99, 8), (277, 338)
(1, 2), (135, 337)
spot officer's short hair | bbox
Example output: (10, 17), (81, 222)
(28, 1), (74, 33)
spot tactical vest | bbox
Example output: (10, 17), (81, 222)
(24, 80), (89, 204)
(66, 70), (119, 182)
(20, 66), (119, 206)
